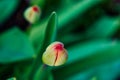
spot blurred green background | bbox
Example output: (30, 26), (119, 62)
(0, 0), (120, 80)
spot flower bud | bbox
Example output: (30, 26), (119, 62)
(7, 77), (16, 80)
(24, 5), (41, 24)
(42, 42), (68, 66)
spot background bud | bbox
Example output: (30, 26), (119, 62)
(24, 5), (41, 24)
(7, 77), (16, 80)
(42, 42), (68, 66)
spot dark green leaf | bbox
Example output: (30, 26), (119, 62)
(64, 61), (120, 80)
(86, 15), (120, 38)
(28, 12), (57, 79)
(42, 11), (57, 48)
(58, 0), (104, 29)
(0, 27), (35, 64)
(30, 0), (45, 8)
(0, 0), (19, 23)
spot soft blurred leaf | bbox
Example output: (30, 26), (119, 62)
(30, 0), (45, 8)
(66, 69), (94, 80)
(93, 60), (120, 80)
(29, 22), (46, 51)
(0, 0), (19, 23)
(58, 0), (104, 29)
(86, 15), (120, 38)
(53, 40), (120, 80)
(64, 60), (120, 80)
(67, 40), (116, 64)
(0, 27), (35, 63)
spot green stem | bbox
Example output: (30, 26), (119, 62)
(33, 64), (52, 80)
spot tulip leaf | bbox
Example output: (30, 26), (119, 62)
(86, 16), (120, 38)
(65, 60), (120, 80)
(0, 27), (35, 64)
(35, 11), (57, 72)
(0, 0), (19, 24)
(42, 12), (57, 48)
(28, 12), (57, 79)
(29, 12), (57, 52)
(30, 0), (45, 8)
(58, 0), (104, 29)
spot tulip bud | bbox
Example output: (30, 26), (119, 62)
(24, 5), (41, 24)
(42, 42), (68, 66)
(91, 77), (97, 80)
(7, 77), (16, 80)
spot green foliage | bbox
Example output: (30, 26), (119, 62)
(41, 12), (57, 50)
(30, 0), (45, 8)
(0, 0), (19, 23)
(0, 0), (120, 80)
(58, 0), (104, 29)
(33, 12), (57, 80)
(27, 12), (57, 80)
(53, 40), (120, 80)
(0, 28), (35, 63)
(86, 15), (120, 38)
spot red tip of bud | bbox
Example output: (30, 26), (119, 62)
(32, 6), (39, 12)
(54, 43), (63, 50)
